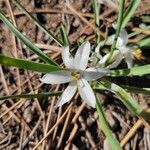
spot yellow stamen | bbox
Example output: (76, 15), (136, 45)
(71, 71), (80, 80)
(131, 48), (143, 60)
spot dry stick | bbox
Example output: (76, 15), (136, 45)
(2, 115), (12, 125)
(7, 9), (98, 19)
(10, 74), (35, 94)
(42, 85), (59, 149)
(33, 102), (73, 150)
(66, 0), (105, 38)
(112, 111), (131, 129)
(57, 108), (72, 148)
(25, 71), (44, 119)
(6, 0), (21, 94)
(52, 105), (62, 141)
(18, 122), (25, 150)
(120, 109), (150, 147)
(0, 100), (24, 119)
(22, 117), (42, 149)
(66, 123), (78, 144)
(2, 1), (32, 133)
(79, 116), (96, 149)
(0, 66), (23, 123)
(35, 44), (62, 52)
(71, 102), (86, 123)
(132, 27), (150, 35)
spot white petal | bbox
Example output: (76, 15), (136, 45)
(119, 29), (128, 45)
(98, 53), (109, 65)
(74, 41), (90, 70)
(116, 29), (128, 48)
(61, 46), (74, 69)
(56, 81), (77, 107)
(40, 71), (72, 84)
(78, 79), (96, 108)
(105, 35), (115, 45)
(119, 46), (130, 55)
(98, 51), (123, 69)
(125, 54), (133, 68)
(107, 53), (123, 69)
(84, 68), (109, 81)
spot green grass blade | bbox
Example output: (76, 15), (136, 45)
(0, 10), (58, 66)
(12, 0), (63, 47)
(137, 36), (150, 47)
(0, 92), (61, 101)
(121, 0), (141, 29)
(60, 25), (69, 46)
(106, 0), (125, 65)
(100, 79), (150, 123)
(0, 54), (63, 73)
(108, 64), (150, 77)
(94, 84), (150, 94)
(96, 96), (122, 150)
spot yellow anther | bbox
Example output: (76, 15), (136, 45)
(71, 71), (80, 80)
(131, 48), (143, 60)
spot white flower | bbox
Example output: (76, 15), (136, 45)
(99, 27), (142, 68)
(40, 42), (108, 108)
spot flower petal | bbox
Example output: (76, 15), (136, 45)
(74, 41), (90, 70)
(124, 54), (133, 68)
(61, 46), (74, 68)
(98, 51), (123, 69)
(78, 79), (96, 108)
(56, 81), (77, 107)
(40, 71), (72, 84)
(84, 68), (109, 81)
(105, 35), (115, 45)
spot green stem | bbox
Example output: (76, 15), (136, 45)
(96, 96), (122, 150)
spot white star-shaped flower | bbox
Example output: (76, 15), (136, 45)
(41, 42), (108, 108)
(98, 27), (142, 69)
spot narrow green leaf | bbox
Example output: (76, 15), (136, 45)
(137, 36), (150, 47)
(0, 54), (64, 73)
(108, 64), (150, 77)
(99, 79), (150, 123)
(60, 25), (69, 46)
(121, 0), (141, 29)
(12, 0), (63, 47)
(0, 92), (61, 101)
(106, 0), (125, 65)
(94, 84), (150, 94)
(0, 10), (58, 66)
(96, 96), (122, 150)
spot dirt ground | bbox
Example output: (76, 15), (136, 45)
(0, 0), (150, 150)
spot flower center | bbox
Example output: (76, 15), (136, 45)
(71, 71), (80, 80)
(131, 48), (143, 60)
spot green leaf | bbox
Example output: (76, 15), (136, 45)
(0, 92), (61, 101)
(137, 36), (150, 47)
(0, 54), (64, 73)
(96, 96), (122, 150)
(106, 0), (125, 65)
(108, 64), (150, 77)
(0, 10), (58, 66)
(60, 25), (69, 46)
(94, 84), (150, 94)
(99, 79), (150, 124)
(121, 0), (141, 29)
(12, 0), (63, 47)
